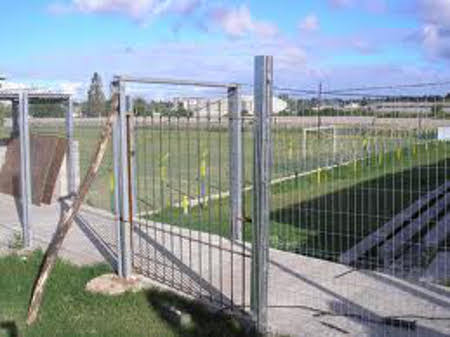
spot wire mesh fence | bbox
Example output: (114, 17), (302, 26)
(17, 97), (119, 258)
(2, 59), (450, 336)
(270, 84), (450, 266)
(125, 81), (252, 311)
(265, 82), (450, 336)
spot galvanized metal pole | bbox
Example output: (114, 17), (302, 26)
(65, 96), (76, 195)
(19, 91), (32, 248)
(12, 100), (19, 138)
(111, 83), (123, 277)
(229, 86), (243, 241)
(251, 55), (272, 334)
(126, 95), (138, 216)
(118, 82), (132, 278)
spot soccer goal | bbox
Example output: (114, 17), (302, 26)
(302, 125), (337, 160)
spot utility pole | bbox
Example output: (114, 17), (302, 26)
(318, 82), (322, 131)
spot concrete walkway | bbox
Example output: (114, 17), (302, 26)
(1, 192), (450, 337)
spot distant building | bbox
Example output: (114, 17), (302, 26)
(365, 101), (450, 115)
(343, 102), (361, 110)
(172, 95), (287, 117)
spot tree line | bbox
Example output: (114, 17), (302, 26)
(277, 94), (450, 118)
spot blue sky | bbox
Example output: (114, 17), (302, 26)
(1, 0), (450, 98)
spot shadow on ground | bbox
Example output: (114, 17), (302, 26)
(0, 321), (18, 337)
(269, 257), (450, 337)
(271, 158), (450, 261)
(145, 289), (257, 337)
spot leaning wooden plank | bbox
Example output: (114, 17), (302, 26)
(339, 181), (450, 266)
(380, 193), (450, 266)
(41, 138), (68, 204)
(26, 94), (118, 325)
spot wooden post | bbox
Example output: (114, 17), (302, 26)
(26, 94), (118, 325)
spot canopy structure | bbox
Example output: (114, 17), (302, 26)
(0, 91), (71, 103)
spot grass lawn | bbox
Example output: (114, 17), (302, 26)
(26, 121), (405, 211)
(150, 140), (450, 261)
(0, 252), (256, 337)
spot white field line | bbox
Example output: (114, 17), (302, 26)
(136, 157), (359, 218)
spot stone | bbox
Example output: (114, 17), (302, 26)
(85, 273), (153, 296)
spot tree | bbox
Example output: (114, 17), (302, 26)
(30, 102), (65, 117)
(86, 72), (106, 118)
(133, 97), (151, 116)
(0, 102), (10, 127)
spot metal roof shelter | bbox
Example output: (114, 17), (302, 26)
(0, 91), (71, 102)
(0, 88), (74, 250)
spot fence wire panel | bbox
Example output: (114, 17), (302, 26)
(73, 118), (118, 257)
(29, 116), (67, 205)
(0, 106), (16, 248)
(29, 112), (118, 260)
(266, 83), (450, 336)
(129, 82), (251, 311)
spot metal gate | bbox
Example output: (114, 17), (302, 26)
(110, 75), (262, 322)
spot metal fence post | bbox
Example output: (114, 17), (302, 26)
(65, 96), (76, 196)
(126, 95), (138, 217)
(229, 85), (243, 241)
(19, 91), (32, 248)
(12, 100), (19, 138)
(251, 55), (272, 334)
(111, 83), (123, 277)
(118, 81), (132, 278)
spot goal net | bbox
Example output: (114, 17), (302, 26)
(302, 126), (337, 162)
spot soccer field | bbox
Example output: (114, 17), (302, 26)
(22, 120), (449, 262)
(72, 122), (410, 213)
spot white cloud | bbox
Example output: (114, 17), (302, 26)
(329, 0), (353, 9)
(415, 0), (450, 59)
(299, 14), (320, 32)
(329, 0), (387, 13)
(212, 5), (278, 38)
(419, 0), (450, 25)
(49, 0), (201, 21)
(365, 0), (387, 14)
(351, 38), (378, 54)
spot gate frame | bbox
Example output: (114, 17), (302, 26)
(111, 76), (243, 278)
(0, 90), (73, 248)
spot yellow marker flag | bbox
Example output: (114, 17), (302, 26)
(363, 138), (368, 151)
(161, 166), (167, 182)
(200, 159), (206, 178)
(182, 195), (189, 215)
(109, 171), (115, 212)
(317, 167), (322, 184)
(378, 151), (383, 167)
(109, 171), (115, 192)
(200, 150), (207, 178)
(161, 152), (169, 182)
(396, 147), (402, 161)
(288, 139), (293, 160)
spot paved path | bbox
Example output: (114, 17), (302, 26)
(1, 192), (450, 337)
